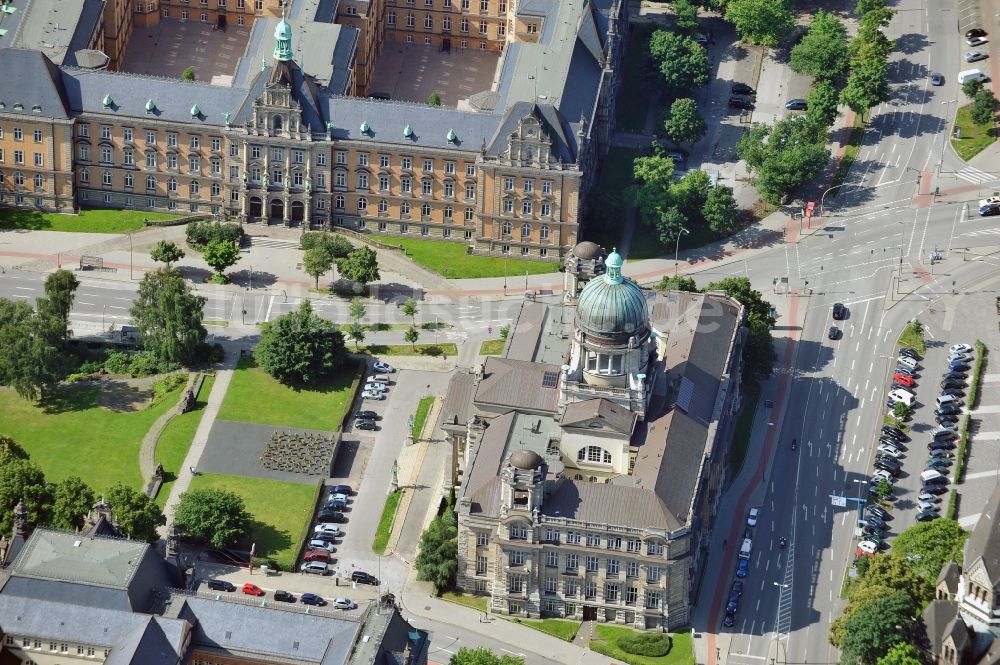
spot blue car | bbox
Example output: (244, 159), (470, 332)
(736, 558), (749, 578)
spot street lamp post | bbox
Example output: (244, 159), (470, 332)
(102, 304), (107, 333)
(674, 226), (689, 275)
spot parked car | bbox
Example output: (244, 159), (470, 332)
(921, 484), (949, 495)
(917, 509), (940, 521)
(747, 507), (760, 526)
(979, 203), (1000, 217)
(355, 419), (378, 431)
(877, 444), (903, 458)
(351, 571), (379, 585)
(692, 32), (711, 45)
(928, 441), (956, 451)
(940, 379), (966, 390)
(883, 426), (907, 440)
(893, 373), (914, 387)
(363, 382), (387, 393)
(736, 558), (750, 578)
(785, 98), (808, 110)
(966, 28), (988, 39)
(967, 35), (988, 47)
(857, 540), (878, 555)
(332, 597), (358, 610)
(918, 491), (942, 502)
(899, 347), (921, 360)
(311, 531), (339, 544)
(373, 361), (395, 373)
(936, 414), (960, 425)
(242, 583), (265, 597)
(929, 449), (955, 459)
(274, 590), (296, 603)
(308, 539), (335, 553)
(304, 548), (330, 562)
(917, 501), (940, 513)
(314, 523), (341, 536)
(829, 326), (841, 340)
(723, 612), (736, 627)
(966, 50), (988, 62)
(867, 505), (889, 519)
(949, 361), (970, 371)
(726, 581), (743, 613)
(301, 561), (330, 575)
(356, 411), (380, 421)
(328, 493), (349, 509)
(300, 593), (327, 606)
(894, 366), (915, 376)
(317, 508), (346, 523)
(361, 390), (385, 400)
(732, 82), (755, 95)
(206, 579), (235, 592)
(728, 97), (754, 110)
(950, 343), (974, 355)
(330, 485), (353, 496)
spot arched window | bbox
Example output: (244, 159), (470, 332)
(335, 195), (345, 209)
(168, 177), (177, 192)
(14, 171), (24, 186)
(421, 203), (431, 217)
(465, 207), (474, 221)
(146, 175), (156, 190)
(577, 446), (611, 464)
(378, 199), (388, 213)
(520, 223), (531, 238)
(501, 221), (512, 235)
(211, 182), (220, 197)
(272, 116), (283, 132)
(357, 197), (367, 211)
(540, 224), (549, 240)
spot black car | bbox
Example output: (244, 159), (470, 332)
(949, 363), (971, 373)
(967, 28), (988, 39)
(317, 509), (347, 523)
(941, 387), (966, 397)
(352, 571), (379, 585)
(874, 462), (900, 476)
(300, 593), (327, 606)
(899, 347), (920, 360)
(355, 419), (378, 431)
(929, 449), (955, 459)
(867, 505), (889, 519)
(875, 453), (900, 465)
(312, 531), (339, 543)
(732, 82), (755, 95)
(356, 410), (380, 420)
(916, 510), (940, 522)
(206, 579), (236, 592)
(943, 371), (968, 380)
(330, 484), (353, 496)
(936, 415), (960, 425)
(728, 97), (754, 110)
(273, 590), (296, 603)
(928, 440), (955, 450)
(829, 326), (841, 340)
(921, 484), (949, 495)
(936, 404), (962, 415)
(723, 612), (736, 627)
(980, 203), (1000, 217)
(726, 581), (743, 613)
(940, 379), (966, 390)
(832, 303), (846, 320)
(882, 426), (907, 440)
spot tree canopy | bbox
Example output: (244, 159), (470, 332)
(106, 482), (165, 543)
(39, 269), (80, 342)
(130, 269), (207, 365)
(337, 246), (381, 286)
(647, 31), (711, 90)
(655, 275), (700, 292)
(876, 642), (923, 665)
(706, 277), (776, 378)
(415, 510), (458, 591)
(0, 436), (29, 467)
(790, 11), (849, 80)
(255, 300), (346, 385)
(303, 246), (336, 289)
(972, 89), (997, 126)
(890, 518), (967, 582)
(450, 647), (524, 665)
(51, 476), (95, 531)
(725, 0), (794, 47)
(837, 591), (916, 665)
(840, 56), (889, 119)
(174, 488), (251, 549)
(150, 240), (185, 268)
(663, 97), (707, 144)
(202, 239), (241, 280)
(0, 298), (64, 400)
(737, 118), (830, 204)
(0, 459), (54, 534)
(806, 79), (840, 129)
(702, 185), (740, 236)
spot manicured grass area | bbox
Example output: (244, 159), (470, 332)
(358, 343), (458, 357)
(591, 626), (694, 665)
(154, 375), (215, 508)
(368, 234), (558, 279)
(412, 395), (435, 440)
(616, 23), (657, 133)
(438, 590), (489, 612)
(829, 115), (865, 197)
(372, 489), (403, 555)
(187, 472), (319, 570)
(518, 618), (580, 642)
(0, 207), (179, 233)
(952, 104), (996, 161)
(729, 381), (762, 476)
(479, 339), (505, 355)
(217, 358), (360, 431)
(0, 381), (185, 493)
(897, 321), (926, 356)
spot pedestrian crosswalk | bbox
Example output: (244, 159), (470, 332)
(955, 166), (999, 185)
(248, 236), (301, 250)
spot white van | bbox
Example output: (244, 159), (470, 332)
(958, 68), (988, 84)
(897, 355), (918, 370)
(739, 538), (752, 560)
(366, 374), (391, 384)
(936, 394), (959, 408)
(921, 469), (945, 482)
(888, 388), (915, 406)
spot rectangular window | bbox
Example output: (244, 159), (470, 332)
(627, 561), (639, 578)
(422, 158), (433, 172)
(625, 586), (638, 605)
(79, 124), (89, 138)
(190, 135), (200, 149)
(607, 537), (622, 550)
(316, 153), (327, 166)
(33, 129), (43, 143)
(605, 583), (619, 602)
(566, 531), (581, 545)
(402, 156), (412, 170)
(272, 148), (284, 162)
(508, 575), (524, 593)
(189, 156), (200, 173)
(647, 566), (662, 583)
(358, 173), (368, 189)
(564, 579), (577, 596)
(645, 591), (661, 609)
(101, 126), (112, 140)
(508, 550), (524, 566)
(317, 173), (326, 188)
(498, 22), (506, 36)
(541, 202), (551, 217)
(422, 180), (432, 196)
(565, 553), (578, 572)
(167, 132), (177, 147)
(230, 143), (239, 157)
(647, 541), (664, 556)
(545, 529), (559, 543)
(585, 581), (597, 599)
(211, 137), (221, 151)
(33, 153), (43, 167)
(545, 551), (558, 567)
(476, 555), (488, 574)
(480, 20), (488, 34)
(503, 176), (514, 190)
(477, 532), (490, 546)
(379, 175), (389, 191)
(251, 145), (261, 159)
(585, 556), (599, 572)
(444, 182), (455, 197)
(509, 524), (527, 540)
(336, 151), (347, 165)
(358, 152), (369, 166)
(168, 154), (178, 170)
(607, 559), (620, 575)
(545, 577), (558, 594)
(586, 533), (600, 547)
(627, 539), (641, 553)
(521, 200), (533, 215)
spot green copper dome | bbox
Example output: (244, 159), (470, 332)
(574, 249), (648, 342)
(273, 16), (293, 62)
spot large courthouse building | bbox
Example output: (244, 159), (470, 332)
(0, 0), (625, 259)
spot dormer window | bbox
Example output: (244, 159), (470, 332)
(577, 446), (611, 464)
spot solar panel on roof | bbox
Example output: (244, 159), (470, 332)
(676, 377), (694, 412)
(542, 371), (559, 388)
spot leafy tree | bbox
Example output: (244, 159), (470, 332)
(737, 119), (830, 204)
(858, 6), (895, 32)
(672, 0), (700, 33)
(181, 67), (196, 81)
(877, 642), (922, 665)
(790, 11), (849, 80)
(349, 297), (367, 323)
(656, 207), (689, 247)
(174, 488), (251, 549)
(872, 478), (893, 503)
(337, 246), (381, 287)
(963, 78), (984, 100)
(806, 79), (840, 129)
(450, 647), (524, 665)
(428, 91), (442, 106)
(837, 591), (916, 665)
(39, 269), (80, 343)
(702, 185), (740, 236)
(706, 277), (775, 378)
(415, 512), (458, 591)
(647, 31), (711, 90)
(972, 89), (997, 126)
(499, 323), (511, 340)
(303, 246), (335, 289)
(402, 297), (419, 324)
(255, 301), (346, 385)
(404, 326), (420, 349)
(346, 322), (366, 351)
(725, 0), (794, 47)
(891, 519), (967, 582)
(130, 269), (207, 365)
(840, 56), (889, 120)
(663, 97), (707, 144)
(0, 459), (54, 534)
(202, 239), (241, 281)
(656, 275), (700, 291)
(672, 169), (711, 218)
(854, 0), (885, 15)
(301, 232), (353, 258)
(632, 151), (677, 229)
(50, 476), (95, 531)
(106, 482), (166, 543)
(0, 299), (63, 400)
(892, 402), (911, 421)
(850, 27), (893, 62)
(0, 436), (29, 468)
(150, 240), (185, 268)
(852, 554), (928, 606)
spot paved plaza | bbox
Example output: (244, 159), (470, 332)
(197, 419), (338, 484)
(120, 20), (251, 82)
(368, 43), (500, 105)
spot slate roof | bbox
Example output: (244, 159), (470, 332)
(103, 615), (190, 665)
(562, 398), (636, 435)
(938, 559), (960, 597)
(923, 599), (962, 656)
(10, 0), (99, 65)
(241, 15), (357, 94)
(0, 48), (70, 119)
(964, 479), (1000, 586)
(474, 357), (562, 413)
(175, 596), (362, 664)
(61, 68), (250, 127)
(505, 300), (548, 361)
(463, 411), (517, 498)
(485, 101), (577, 164)
(441, 370), (476, 429)
(541, 480), (674, 530)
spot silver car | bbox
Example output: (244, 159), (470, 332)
(965, 50), (988, 62)
(332, 597), (358, 609)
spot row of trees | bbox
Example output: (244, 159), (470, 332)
(302, 233), (381, 291)
(829, 519), (967, 665)
(962, 78), (998, 127)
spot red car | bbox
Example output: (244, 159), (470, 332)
(893, 373), (914, 387)
(304, 548), (330, 562)
(242, 583), (265, 597)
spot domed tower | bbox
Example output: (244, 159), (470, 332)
(564, 250), (654, 413)
(500, 450), (545, 515)
(273, 13), (293, 62)
(563, 241), (607, 301)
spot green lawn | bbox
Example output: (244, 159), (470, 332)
(358, 343), (458, 357)
(518, 618), (580, 642)
(217, 358), (360, 431)
(187, 472), (319, 570)
(616, 23), (658, 133)
(0, 381), (185, 493)
(729, 381), (762, 476)
(0, 207), (180, 233)
(368, 234), (558, 278)
(952, 104), (996, 161)
(479, 339), (505, 355)
(829, 115), (865, 197)
(591, 626), (694, 665)
(897, 321), (926, 356)
(154, 375), (215, 508)
(439, 590), (489, 612)
(412, 395), (435, 440)
(372, 489), (403, 555)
